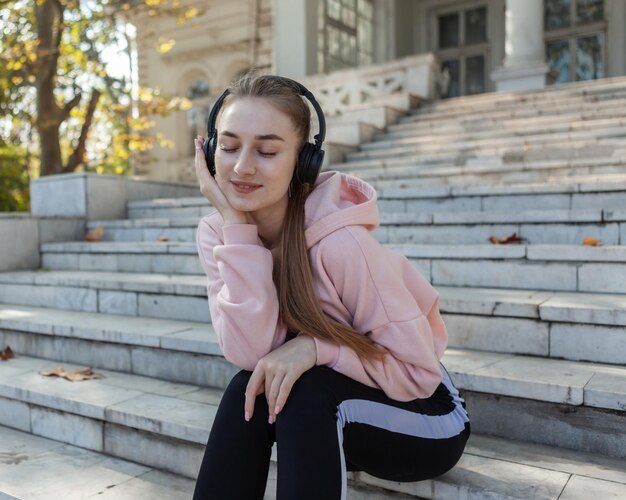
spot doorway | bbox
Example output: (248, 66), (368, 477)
(429, 2), (490, 98)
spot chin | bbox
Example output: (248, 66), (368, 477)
(226, 196), (258, 213)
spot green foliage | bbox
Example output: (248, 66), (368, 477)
(0, 142), (30, 212)
(0, 0), (198, 178)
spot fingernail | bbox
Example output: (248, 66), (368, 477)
(245, 411), (250, 422)
(274, 405), (280, 414)
(268, 415), (274, 424)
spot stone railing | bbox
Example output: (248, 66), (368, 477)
(0, 212), (83, 271)
(30, 172), (198, 220)
(302, 53), (441, 116)
(0, 173), (201, 271)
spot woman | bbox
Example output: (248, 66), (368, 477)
(192, 73), (470, 500)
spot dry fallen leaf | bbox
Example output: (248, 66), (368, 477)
(0, 346), (15, 361)
(84, 226), (104, 242)
(39, 366), (103, 382)
(488, 233), (526, 245)
(158, 235), (169, 242)
(582, 237), (602, 246)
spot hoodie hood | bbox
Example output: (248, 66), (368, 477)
(304, 171), (379, 249)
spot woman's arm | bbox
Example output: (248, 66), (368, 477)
(196, 215), (287, 370)
(309, 225), (447, 401)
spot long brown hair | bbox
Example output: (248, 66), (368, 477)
(222, 73), (383, 361)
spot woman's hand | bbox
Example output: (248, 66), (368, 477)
(194, 136), (247, 225)
(244, 335), (317, 424)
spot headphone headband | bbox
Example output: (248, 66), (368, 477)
(204, 75), (326, 184)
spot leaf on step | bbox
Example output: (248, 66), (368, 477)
(84, 226), (104, 242)
(158, 235), (169, 242)
(0, 346), (15, 361)
(39, 366), (103, 382)
(488, 233), (526, 245)
(582, 237), (602, 246)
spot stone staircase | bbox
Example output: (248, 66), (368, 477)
(2, 77), (626, 499)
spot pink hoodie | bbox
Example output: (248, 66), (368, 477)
(196, 171), (447, 401)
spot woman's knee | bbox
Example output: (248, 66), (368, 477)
(226, 369), (252, 395)
(217, 370), (251, 414)
(281, 366), (336, 413)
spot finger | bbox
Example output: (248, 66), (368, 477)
(266, 372), (285, 424)
(194, 142), (209, 169)
(193, 140), (217, 193)
(244, 369), (265, 422)
(274, 373), (298, 417)
(264, 372), (274, 423)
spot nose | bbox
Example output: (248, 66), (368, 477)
(233, 148), (256, 177)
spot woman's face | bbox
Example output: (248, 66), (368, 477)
(214, 97), (300, 219)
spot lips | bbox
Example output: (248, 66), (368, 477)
(231, 180), (262, 193)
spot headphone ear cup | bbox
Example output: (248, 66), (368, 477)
(203, 134), (217, 176)
(296, 143), (324, 184)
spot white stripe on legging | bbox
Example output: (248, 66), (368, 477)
(334, 366), (469, 499)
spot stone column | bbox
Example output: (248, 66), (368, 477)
(272, 0), (319, 79)
(491, 0), (549, 91)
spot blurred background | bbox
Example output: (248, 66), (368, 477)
(1, 0), (623, 206)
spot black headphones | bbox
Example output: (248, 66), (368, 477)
(202, 76), (326, 185)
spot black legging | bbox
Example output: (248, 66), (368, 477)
(193, 365), (470, 500)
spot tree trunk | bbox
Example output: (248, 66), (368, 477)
(35, 0), (64, 176)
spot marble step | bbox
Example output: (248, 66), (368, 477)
(389, 243), (626, 293)
(0, 270), (210, 322)
(333, 152), (626, 174)
(412, 77), (626, 114)
(0, 425), (197, 500)
(386, 107), (626, 141)
(368, 117), (626, 155)
(345, 134), (626, 162)
(123, 177), (626, 221)
(6, 271), (626, 326)
(0, 351), (624, 469)
(2, 426), (625, 500)
(402, 91), (626, 125)
(1, 277), (625, 371)
(338, 158), (626, 187)
(126, 177), (626, 212)
(85, 218), (198, 242)
(374, 219), (624, 247)
(345, 150), (626, 176)
(401, 97), (626, 131)
(369, 116), (626, 151)
(39, 241), (203, 276)
(87, 217), (624, 247)
(374, 178), (626, 214)
(37, 241), (626, 292)
(127, 198), (212, 220)
(336, 146), (626, 177)
(87, 209), (625, 246)
(412, 82), (626, 109)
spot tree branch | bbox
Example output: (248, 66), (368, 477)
(60, 91), (82, 121)
(64, 87), (101, 172)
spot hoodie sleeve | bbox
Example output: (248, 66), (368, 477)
(196, 215), (287, 370)
(308, 225), (447, 401)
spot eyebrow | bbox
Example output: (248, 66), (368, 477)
(220, 130), (285, 142)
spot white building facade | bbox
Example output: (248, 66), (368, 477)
(130, 0), (626, 182)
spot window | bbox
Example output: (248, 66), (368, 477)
(186, 80), (210, 156)
(318, 0), (374, 73)
(435, 5), (488, 98)
(544, 0), (606, 84)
